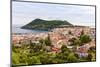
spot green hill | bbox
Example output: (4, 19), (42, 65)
(21, 18), (73, 31)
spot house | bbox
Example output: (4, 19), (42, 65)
(49, 32), (69, 49)
(51, 47), (61, 53)
(76, 45), (89, 57)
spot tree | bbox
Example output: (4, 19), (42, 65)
(44, 36), (51, 46)
(61, 45), (70, 53)
(27, 56), (41, 65)
(12, 51), (20, 65)
(68, 30), (72, 35)
(69, 37), (81, 46)
(39, 36), (51, 46)
(40, 53), (54, 64)
(89, 46), (96, 52)
(80, 35), (91, 44)
(39, 39), (45, 45)
(67, 52), (78, 62)
(86, 53), (93, 61)
(80, 29), (84, 35)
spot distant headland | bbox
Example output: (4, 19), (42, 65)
(21, 18), (73, 31)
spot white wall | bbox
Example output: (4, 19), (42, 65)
(0, 0), (100, 67)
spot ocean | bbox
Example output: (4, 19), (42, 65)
(12, 24), (95, 34)
(12, 25), (48, 34)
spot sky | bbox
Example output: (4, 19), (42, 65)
(12, 1), (95, 27)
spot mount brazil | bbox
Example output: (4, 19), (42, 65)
(21, 18), (73, 31)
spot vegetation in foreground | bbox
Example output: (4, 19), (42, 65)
(12, 34), (96, 66)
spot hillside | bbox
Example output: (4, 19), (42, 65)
(21, 18), (73, 31)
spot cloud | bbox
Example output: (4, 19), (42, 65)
(12, 1), (95, 26)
